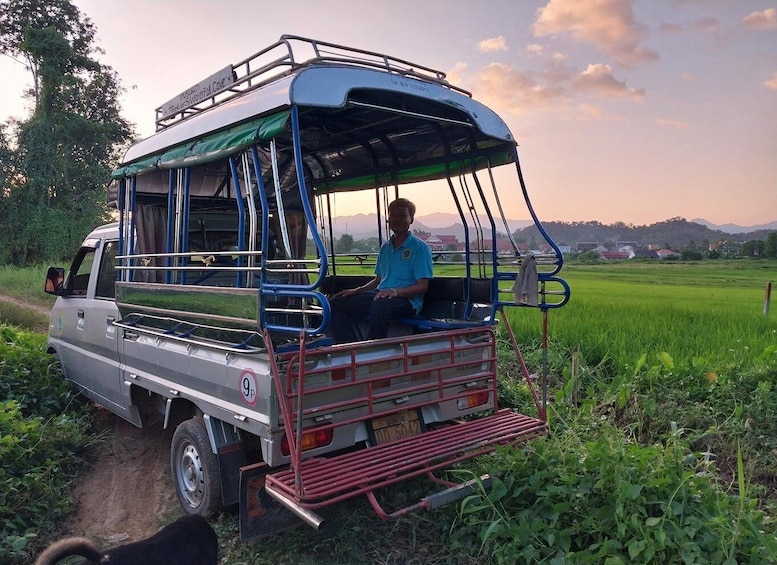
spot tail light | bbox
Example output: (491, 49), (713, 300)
(280, 427), (334, 456)
(457, 389), (490, 410)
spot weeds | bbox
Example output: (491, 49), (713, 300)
(453, 411), (777, 564)
(0, 326), (97, 563)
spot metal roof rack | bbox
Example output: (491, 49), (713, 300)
(154, 34), (469, 131)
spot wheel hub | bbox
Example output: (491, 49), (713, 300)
(177, 442), (204, 508)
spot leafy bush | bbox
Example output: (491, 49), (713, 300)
(452, 415), (777, 564)
(0, 325), (95, 563)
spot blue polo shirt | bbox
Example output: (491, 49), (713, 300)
(375, 233), (433, 314)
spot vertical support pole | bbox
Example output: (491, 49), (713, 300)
(765, 281), (772, 316)
(294, 329), (307, 495)
(498, 308), (544, 420)
(541, 308), (548, 420)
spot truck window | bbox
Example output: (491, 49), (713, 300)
(69, 248), (95, 296)
(95, 240), (118, 299)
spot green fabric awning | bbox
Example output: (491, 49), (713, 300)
(315, 150), (515, 193)
(111, 111), (289, 179)
(111, 155), (160, 179)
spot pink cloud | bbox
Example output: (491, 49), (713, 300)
(574, 63), (646, 99)
(533, 0), (658, 66)
(574, 63), (645, 100)
(742, 8), (777, 30)
(478, 36), (508, 52)
(654, 117), (690, 131)
(661, 17), (719, 35)
(447, 58), (644, 118)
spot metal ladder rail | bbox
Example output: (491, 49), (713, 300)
(265, 328), (498, 494)
(261, 328), (547, 522)
(264, 409), (547, 511)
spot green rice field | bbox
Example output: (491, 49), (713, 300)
(506, 260), (777, 376)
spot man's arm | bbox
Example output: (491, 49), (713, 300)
(332, 276), (381, 299)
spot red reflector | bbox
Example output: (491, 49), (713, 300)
(280, 427), (334, 456)
(458, 390), (490, 410)
(331, 368), (346, 381)
(472, 390), (490, 407)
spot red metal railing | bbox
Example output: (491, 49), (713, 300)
(262, 324), (547, 518)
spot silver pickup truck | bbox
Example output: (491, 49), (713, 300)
(45, 35), (569, 539)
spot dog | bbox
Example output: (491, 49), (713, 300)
(34, 514), (218, 565)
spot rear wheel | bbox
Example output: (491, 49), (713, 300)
(171, 416), (222, 516)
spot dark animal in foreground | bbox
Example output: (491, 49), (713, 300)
(34, 514), (218, 565)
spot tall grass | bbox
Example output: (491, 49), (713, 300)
(508, 260), (777, 375)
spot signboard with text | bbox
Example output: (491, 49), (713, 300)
(158, 65), (236, 119)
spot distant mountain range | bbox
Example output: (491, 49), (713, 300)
(689, 218), (777, 234)
(326, 213), (777, 249)
(329, 212), (775, 237)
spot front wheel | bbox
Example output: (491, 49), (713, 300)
(171, 416), (222, 516)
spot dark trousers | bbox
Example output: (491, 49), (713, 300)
(329, 290), (415, 343)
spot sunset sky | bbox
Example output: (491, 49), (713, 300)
(1, 0), (775, 227)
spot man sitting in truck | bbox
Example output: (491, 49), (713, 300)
(328, 198), (433, 343)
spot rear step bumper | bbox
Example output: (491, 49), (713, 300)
(264, 409), (546, 515)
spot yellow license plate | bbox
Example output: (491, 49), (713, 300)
(371, 410), (422, 445)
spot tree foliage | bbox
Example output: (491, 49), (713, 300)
(0, 0), (97, 105)
(765, 231), (777, 259)
(336, 233), (354, 253)
(0, 0), (133, 265)
(741, 239), (765, 258)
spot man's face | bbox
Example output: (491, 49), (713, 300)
(388, 206), (412, 235)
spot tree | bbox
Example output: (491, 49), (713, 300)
(0, 0), (97, 108)
(336, 233), (354, 253)
(0, 0), (133, 264)
(681, 241), (703, 261)
(741, 240), (764, 258)
(765, 231), (777, 259)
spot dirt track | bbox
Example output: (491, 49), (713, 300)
(65, 408), (181, 544)
(0, 294), (51, 317)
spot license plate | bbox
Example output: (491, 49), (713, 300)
(371, 410), (422, 445)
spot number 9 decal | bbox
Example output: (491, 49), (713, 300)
(240, 369), (258, 407)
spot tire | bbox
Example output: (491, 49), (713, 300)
(171, 416), (222, 516)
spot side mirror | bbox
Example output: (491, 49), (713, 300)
(44, 267), (65, 295)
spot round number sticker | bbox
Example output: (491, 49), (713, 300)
(239, 369), (258, 407)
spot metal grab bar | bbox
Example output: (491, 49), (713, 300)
(262, 289), (330, 336)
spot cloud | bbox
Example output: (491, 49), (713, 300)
(574, 64), (646, 99)
(526, 43), (544, 56)
(450, 62), (565, 115)
(654, 117), (689, 131)
(742, 8), (777, 30)
(533, 0), (658, 66)
(446, 62), (469, 86)
(765, 72), (777, 90)
(575, 103), (605, 120)
(661, 17), (718, 35)
(447, 58), (644, 118)
(477, 35), (508, 52)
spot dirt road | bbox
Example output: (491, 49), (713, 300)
(65, 408), (181, 543)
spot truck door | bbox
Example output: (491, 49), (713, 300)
(52, 239), (125, 414)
